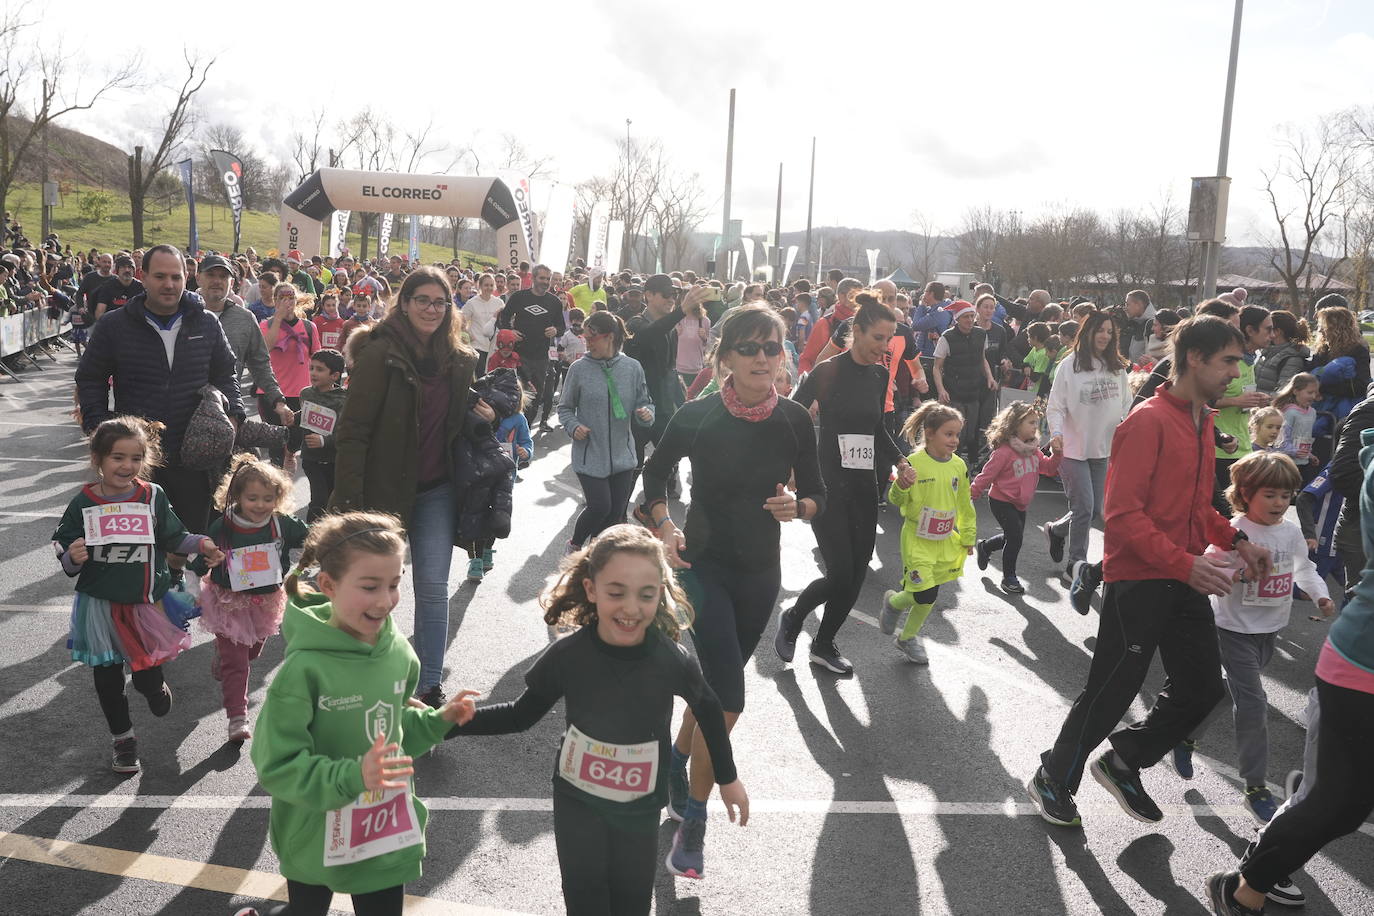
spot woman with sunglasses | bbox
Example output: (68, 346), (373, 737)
(776, 292), (900, 675)
(331, 266), (485, 708)
(643, 305), (825, 881)
(557, 311), (655, 550)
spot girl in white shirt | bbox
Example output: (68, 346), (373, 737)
(462, 272), (505, 375)
(1041, 311), (1132, 585)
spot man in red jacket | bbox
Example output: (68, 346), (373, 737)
(1028, 316), (1273, 828)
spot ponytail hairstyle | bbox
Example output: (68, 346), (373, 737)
(284, 511), (407, 600)
(900, 400), (964, 448)
(853, 290), (898, 332)
(213, 451), (295, 514)
(583, 310), (627, 353)
(1268, 309), (1309, 345)
(88, 415), (164, 477)
(541, 524), (693, 642)
(1270, 372), (1318, 412)
(984, 399), (1043, 450)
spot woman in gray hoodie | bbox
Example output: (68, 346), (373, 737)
(557, 311), (655, 548)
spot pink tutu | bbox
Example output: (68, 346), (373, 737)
(198, 580), (287, 646)
(69, 592), (192, 671)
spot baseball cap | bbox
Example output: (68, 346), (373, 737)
(644, 273), (675, 296)
(198, 254), (237, 279)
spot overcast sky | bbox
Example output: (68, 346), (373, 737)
(35, 0), (1374, 248)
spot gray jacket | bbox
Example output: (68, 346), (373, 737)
(213, 300), (284, 404)
(557, 352), (654, 477)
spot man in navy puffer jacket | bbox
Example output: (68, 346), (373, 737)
(76, 244), (244, 532)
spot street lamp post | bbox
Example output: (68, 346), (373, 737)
(1201, 0), (1244, 301)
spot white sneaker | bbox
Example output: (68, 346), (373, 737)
(879, 590), (904, 635)
(895, 635), (928, 664)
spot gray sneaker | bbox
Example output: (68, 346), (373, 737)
(895, 635), (928, 664)
(111, 736), (139, 774)
(879, 590), (904, 636)
(665, 816), (707, 879)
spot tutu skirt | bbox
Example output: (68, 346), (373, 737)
(198, 580), (287, 646)
(69, 591), (192, 671)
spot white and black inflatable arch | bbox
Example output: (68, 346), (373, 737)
(279, 167), (534, 268)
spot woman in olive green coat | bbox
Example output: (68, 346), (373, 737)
(331, 266), (486, 706)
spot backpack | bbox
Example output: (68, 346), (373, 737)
(180, 385), (237, 470)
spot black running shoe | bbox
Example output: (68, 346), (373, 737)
(1000, 577), (1025, 595)
(111, 736), (139, 774)
(418, 686), (446, 709)
(976, 538), (991, 571)
(1069, 561), (1101, 615)
(1240, 841), (1304, 907)
(1203, 871), (1267, 915)
(1027, 765), (1081, 827)
(1042, 522), (1065, 564)
(773, 607), (804, 663)
(147, 683), (173, 717)
(1091, 750), (1163, 822)
(809, 640), (853, 676)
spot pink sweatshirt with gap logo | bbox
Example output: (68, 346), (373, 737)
(970, 440), (1063, 511)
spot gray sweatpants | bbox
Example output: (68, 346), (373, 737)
(1193, 628), (1278, 786)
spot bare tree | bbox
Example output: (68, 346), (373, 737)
(653, 169), (710, 271)
(0, 7), (137, 228)
(906, 209), (941, 282)
(1261, 115), (1356, 315)
(289, 108), (329, 182)
(126, 52), (213, 247)
(956, 206), (1007, 282)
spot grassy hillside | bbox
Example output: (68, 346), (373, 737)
(7, 181), (495, 267)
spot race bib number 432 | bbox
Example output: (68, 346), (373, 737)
(82, 502), (156, 546)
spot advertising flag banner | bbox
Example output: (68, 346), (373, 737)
(741, 237), (755, 280)
(866, 248), (880, 284)
(539, 184), (575, 271)
(587, 201), (611, 270)
(497, 171), (537, 270)
(728, 250), (739, 280)
(328, 210), (351, 259)
(816, 236), (824, 284)
(606, 220), (625, 273)
(782, 245), (799, 285)
(209, 149), (244, 252)
(408, 214), (420, 264)
(378, 213), (394, 257)
(177, 159), (198, 254)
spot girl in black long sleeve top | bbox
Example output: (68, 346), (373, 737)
(448, 526), (746, 914)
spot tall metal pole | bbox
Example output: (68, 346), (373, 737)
(774, 162), (783, 283)
(40, 78), (51, 243)
(1202, 0), (1243, 300)
(624, 118), (632, 271)
(804, 137), (815, 284)
(720, 89), (735, 279)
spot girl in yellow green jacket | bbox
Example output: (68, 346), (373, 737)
(879, 402), (976, 665)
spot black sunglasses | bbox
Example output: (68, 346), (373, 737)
(731, 340), (784, 358)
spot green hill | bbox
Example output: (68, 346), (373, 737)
(11, 180), (495, 267)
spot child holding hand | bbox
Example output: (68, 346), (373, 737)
(237, 512), (474, 916)
(972, 401), (1063, 594)
(879, 403), (976, 664)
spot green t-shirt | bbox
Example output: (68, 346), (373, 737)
(1024, 347), (1049, 377)
(1215, 358), (1256, 458)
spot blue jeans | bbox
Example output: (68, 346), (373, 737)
(409, 483), (457, 691)
(1048, 457), (1108, 568)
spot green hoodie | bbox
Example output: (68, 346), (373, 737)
(250, 592), (451, 894)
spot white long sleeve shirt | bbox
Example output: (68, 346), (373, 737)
(1206, 515), (1328, 634)
(1045, 358), (1131, 460)
(462, 294), (504, 353)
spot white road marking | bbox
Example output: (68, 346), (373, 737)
(0, 456), (80, 463)
(0, 604), (71, 613)
(0, 831), (530, 915)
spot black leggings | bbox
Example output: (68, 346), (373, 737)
(301, 459), (334, 524)
(266, 880), (403, 916)
(791, 477), (878, 647)
(572, 470), (637, 547)
(681, 557), (782, 713)
(984, 497), (1027, 579)
(521, 359), (555, 423)
(93, 663), (165, 735)
(554, 792), (658, 916)
(1242, 676), (1374, 894)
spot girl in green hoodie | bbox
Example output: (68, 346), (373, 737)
(240, 512), (474, 916)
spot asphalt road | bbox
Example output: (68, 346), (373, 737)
(1, 348), (1371, 915)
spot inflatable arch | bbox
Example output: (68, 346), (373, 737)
(279, 167), (534, 268)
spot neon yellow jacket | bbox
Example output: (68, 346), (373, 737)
(888, 448), (976, 587)
(568, 282), (606, 315)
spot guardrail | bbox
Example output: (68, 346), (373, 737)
(0, 309), (71, 379)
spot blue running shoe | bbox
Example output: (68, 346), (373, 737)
(666, 816), (707, 878)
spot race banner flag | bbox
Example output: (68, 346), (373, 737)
(728, 250), (739, 280)
(498, 171), (537, 269)
(209, 149), (244, 253)
(816, 236), (824, 284)
(409, 214), (420, 264)
(741, 237), (755, 280)
(328, 209), (351, 259)
(177, 159), (198, 255)
(606, 220), (625, 273)
(378, 213), (394, 258)
(866, 248), (880, 284)
(587, 201), (611, 271)
(539, 184), (576, 271)
(782, 245), (799, 285)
